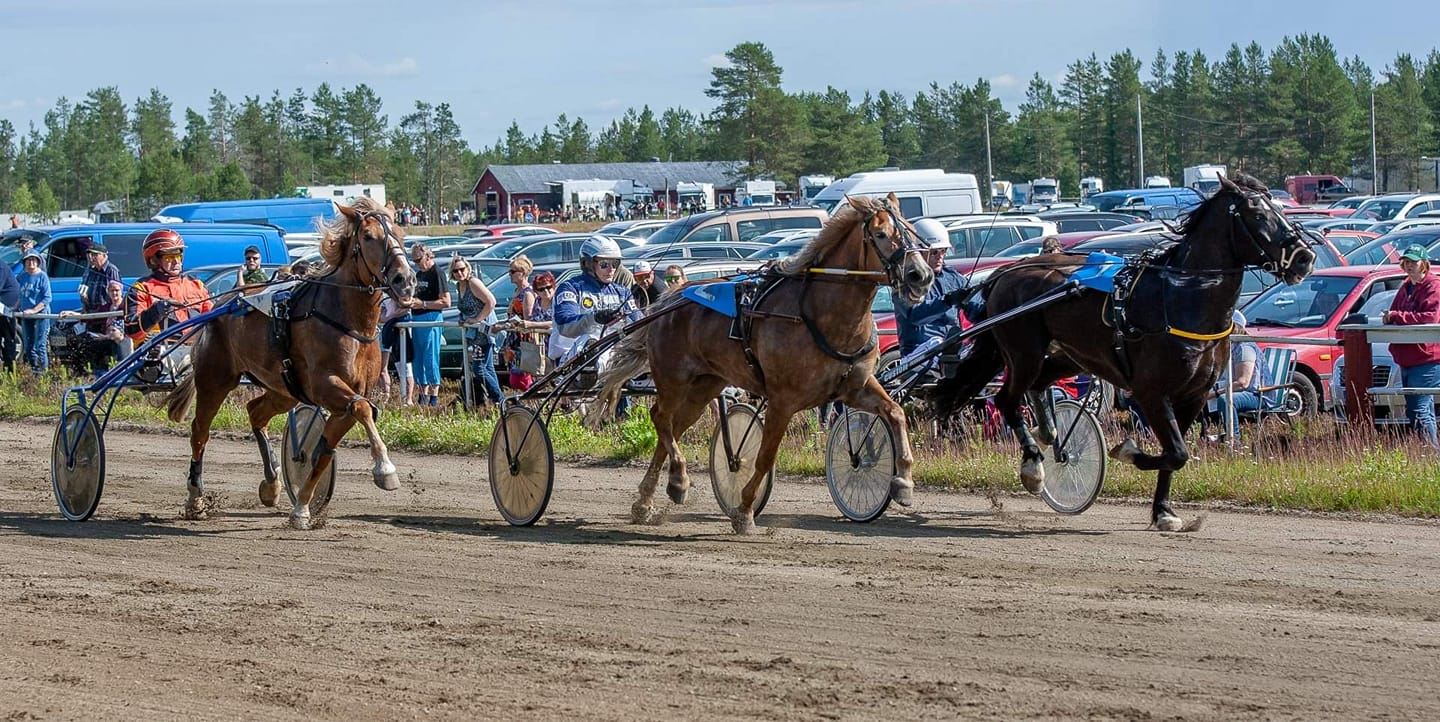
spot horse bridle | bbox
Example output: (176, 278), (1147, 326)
(860, 200), (927, 287)
(351, 211), (411, 301)
(1226, 190), (1314, 277)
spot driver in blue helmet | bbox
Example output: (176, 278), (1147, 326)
(551, 235), (642, 363)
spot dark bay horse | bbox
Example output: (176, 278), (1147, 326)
(166, 199), (417, 528)
(594, 194), (935, 534)
(933, 174), (1316, 531)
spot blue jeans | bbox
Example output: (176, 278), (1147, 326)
(20, 318), (50, 371)
(1401, 362), (1440, 448)
(1210, 390), (1262, 436)
(466, 329), (503, 406)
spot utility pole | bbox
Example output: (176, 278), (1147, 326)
(1371, 91), (1379, 193)
(1136, 94), (1145, 188)
(983, 112), (994, 197)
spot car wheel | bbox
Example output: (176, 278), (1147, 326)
(1291, 373), (1320, 417)
(876, 349), (902, 379)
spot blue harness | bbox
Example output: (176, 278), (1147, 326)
(1069, 252), (1127, 294)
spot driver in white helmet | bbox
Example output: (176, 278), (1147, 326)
(893, 218), (971, 358)
(550, 235), (642, 364)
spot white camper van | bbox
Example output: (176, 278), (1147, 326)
(1183, 164), (1226, 197)
(734, 180), (777, 207)
(1030, 177), (1059, 204)
(1080, 176), (1104, 200)
(809, 168), (983, 219)
(798, 175), (834, 203)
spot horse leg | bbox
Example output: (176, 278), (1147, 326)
(347, 395), (399, 491)
(1108, 394), (1193, 531)
(246, 390), (294, 507)
(290, 412), (358, 530)
(664, 382), (724, 506)
(185, 373), (236, 519)
(842, 376), (916, 507)
(996, 370), (1046, 494)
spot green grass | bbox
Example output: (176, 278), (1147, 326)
(5, 369), (1439, 516)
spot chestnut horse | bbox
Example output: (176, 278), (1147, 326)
(166, 199), (417, 529)
(593, 194), (934, 534)
(932, 174), (1316, 530)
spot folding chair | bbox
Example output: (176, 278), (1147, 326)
(1240, 346), (1300, 455)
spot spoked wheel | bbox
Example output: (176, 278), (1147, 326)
(1039, 400), (1106, 515)
(709, 403), (773, 519)
(52, 407), (105, 521)
(282, 405), (337, 516)
(488, 405), (554, 526)
(825, 410), (896, 522)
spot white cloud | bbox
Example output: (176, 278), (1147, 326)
(990, 73), (1019, 89)
(703, 54), (732, 70)
(305, 54), (420, 78)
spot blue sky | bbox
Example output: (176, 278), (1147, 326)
(3, 0), (1437, 150)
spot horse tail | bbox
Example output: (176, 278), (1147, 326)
(166, 370), (196, 423)
(586, 325), (655, 428)
(929, 330), (1004, 421)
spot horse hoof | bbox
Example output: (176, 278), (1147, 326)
(258, 480), (280, 507)
(290, 515), (311, 531)
(1108, 439), (1141, 463)
(730, 513), (758, 535)
(889, 477), (914, 507)
(666, 484), (689, 505)
(1019, 461), (1045, 494)
(373, 462), (400, 491)
(1152, 513), (1184, 532)
(630, 501), (653, 525)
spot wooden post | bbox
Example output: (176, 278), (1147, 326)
(1342, 328), (1373, 427)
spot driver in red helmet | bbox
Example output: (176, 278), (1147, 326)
(124, 228), (214, 344)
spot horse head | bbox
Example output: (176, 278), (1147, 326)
(1210, 173), (1316, 286)
(330, 199), (417, 301)
(850, 193), (934, 305)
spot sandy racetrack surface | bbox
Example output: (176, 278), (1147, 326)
(2, 418), (1438, 720)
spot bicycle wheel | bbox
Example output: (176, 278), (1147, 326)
(825, 410), (895, 522)
(488, 405), (554, 526)
(282, 405), (337, 516)
(709, 403), (773, 519)
(1039, 400), (1105, 515)
(52, 407), (105, 522)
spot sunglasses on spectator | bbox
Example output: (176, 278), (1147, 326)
(451, 265), (468, 273)
(535, 286), (554, 292)
(665, 275), (682, 282)
(245, 255), (260, 261)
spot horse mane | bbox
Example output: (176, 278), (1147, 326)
(1176, 172), (1269, 237)
(776, 197), (875, 275)
(318, 197), (394, 268)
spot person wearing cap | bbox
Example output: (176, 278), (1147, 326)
(17, 251), (52, 371)
(236, 245), (268, 290)
(78, 243), (121, 314)
(1382, 244), (1440, 447)
(125, 228), (213, 344)
(628, 260), (662, 308)
(893, 217), (968, 357)
(1206, 310), (1266, 439)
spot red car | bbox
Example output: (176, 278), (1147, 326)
(459, 224), (559, 242)
(1242, 265), (1408, 415)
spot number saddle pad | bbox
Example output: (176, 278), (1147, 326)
(237, 280), (302, 317)
(679, 275), (757, 318)
(1068, 252), (1127, 294)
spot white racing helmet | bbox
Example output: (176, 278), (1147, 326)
(911, 218), (951, 251)
(580, 235), (624, 260)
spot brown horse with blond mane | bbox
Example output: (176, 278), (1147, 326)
(593, 194), (934, 534)
(166, 199), (417, 529)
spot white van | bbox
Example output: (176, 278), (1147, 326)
(810, 168), (983, 219)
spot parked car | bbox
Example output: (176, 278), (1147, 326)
(1345, 226), (1440, 266)
(1241, 265), (1408, 415)
(943, 218), (1059, 258)
(595, 219), (670, 240)
(1330, 289), (1440, 426)
(1031, 211), (1143, 232)
(1352, 193), (1440, 222)
(642, 206), (828, 247)
(746, 239), (811, 261)
(1364, 218), (1440, 236)
(476, 233), (639, 265)
(623, 241), (769, 261)
(1308, 218), (1376, 233)
(1328, 195), (1372, 213)
(460, 224), (559, 241)
(993, 230), (1120, 257)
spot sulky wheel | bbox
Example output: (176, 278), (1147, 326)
(488, 405), (554, 526)
(282, 405), (337, 516)
(1039, 400), (1106, 515)
(825, 409), (896, 523)
(708, 402), (773, 519)
(52, 406), (106, 522)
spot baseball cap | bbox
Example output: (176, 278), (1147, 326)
(22, 251), (42, 263)
(244, 245), (260, 255)
(631, 260), (653, 275)
(1400, 244), (1429, 262)
(87, 243), (109, 255)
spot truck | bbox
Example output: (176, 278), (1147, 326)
(990, 180), (1013, 209)
(1284, 174), (1358, 205)
(1030, 177), (1059, 204)
(1079, 177), (1104, 200)
(809, 168), (983, 218)
(1183, 165), (1226, 197)
(734, 180), (778, 207)
(798, 175), (834, 203)
(295, 183), (386, 207)
(1011, 182), (1031, 206)
(1144, 176), (1172, 188)
(675, 181), (715, 212)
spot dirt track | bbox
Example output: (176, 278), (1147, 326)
(2, 418), (1438, 721)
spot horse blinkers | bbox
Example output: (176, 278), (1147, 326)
(353, 212), (416, 301)
(863, 202), (932, 301)
(1228, 193), (1315, 284)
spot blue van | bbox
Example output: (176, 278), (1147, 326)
(1087, 187), (1204, 214)
(156, 197), (337, 235)
(2, 223), (287, 313)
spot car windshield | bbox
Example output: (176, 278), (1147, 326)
(996, 240), (1042, 257)
(0, 229), (51, 265)
(475, 238), (533, 258)
(872, 285), (894, 314)
(1089, 195), (1127, 212)
(1354, 199), (1406, 221)
(1243, 276), (1360, 328)
(747, 242), (805, 260)
(643, 216), (702, 247)
(1345, 237), (1394, 265)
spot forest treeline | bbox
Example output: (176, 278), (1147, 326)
(2, 35), (1438, 220)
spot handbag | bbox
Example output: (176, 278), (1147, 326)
(515, 339), (546, 375)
